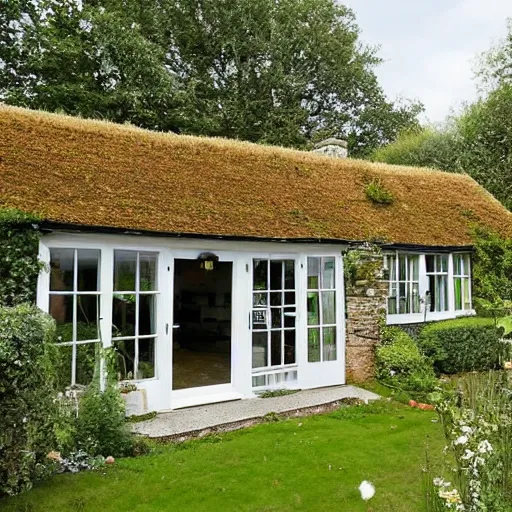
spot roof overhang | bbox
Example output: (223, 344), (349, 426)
(40, 221), (474, 252)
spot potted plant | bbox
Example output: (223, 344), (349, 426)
(119, 381), (148, 417)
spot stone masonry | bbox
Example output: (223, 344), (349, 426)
(344, 250), (387, 382)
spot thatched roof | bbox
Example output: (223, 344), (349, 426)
(1, 105), (511, 247)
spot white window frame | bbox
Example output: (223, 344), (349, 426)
(112, 250), (160, 382)
(425, 254), (449, 313)
(385, 253), (421, 315)
(453, 253), (472, 312)
(306, 256), (338, 363)
(385, 251), (474, 325)
(47, 248), (101, 387)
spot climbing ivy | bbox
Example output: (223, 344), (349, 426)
(0, 208), (43, 306)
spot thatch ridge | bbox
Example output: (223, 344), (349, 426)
(1, 105), (511, 246)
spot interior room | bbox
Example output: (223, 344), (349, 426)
(172, 258), (232, 390)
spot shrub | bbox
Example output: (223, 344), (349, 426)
(0, 304), (58, 496)
(0, 209), (42, 307)
(417, 317), (502, 375)
(74, 363), (133, 458)
(376, 328), (437, 392)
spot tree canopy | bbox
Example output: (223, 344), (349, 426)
(0, 0), (421, 156)
(372, 19), (512, 211)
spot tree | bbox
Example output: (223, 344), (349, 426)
(0, 0), (421, 155)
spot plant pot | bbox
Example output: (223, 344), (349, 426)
(121, 389), (148, 417)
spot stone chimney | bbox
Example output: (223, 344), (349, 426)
(311, 138), (348, 159)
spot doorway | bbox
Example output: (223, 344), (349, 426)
(172, 259), (232, 391)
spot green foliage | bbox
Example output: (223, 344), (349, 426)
(0, 0), (421, 155)
(376, 328), (437, 392)
(417, 317), (502, 374)
(74, 386), (133, 458)
(371, 126), (462, 172)
(343, 245), (383, 288)
(472, 227), (512, 308)
(0, 304), (58, 496)
(0, 208), (42, 307)
(364, 178), (394, 205)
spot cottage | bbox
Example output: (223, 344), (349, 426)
(1, 105), (511, 412)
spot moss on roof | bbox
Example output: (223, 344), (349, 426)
(1, 105), (511, 247)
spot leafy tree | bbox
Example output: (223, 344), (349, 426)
(0, 0), (421, 154)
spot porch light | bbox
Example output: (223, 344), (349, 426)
(198, 252), (219, 271)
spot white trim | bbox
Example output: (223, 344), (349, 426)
(39, 231), (349, 412)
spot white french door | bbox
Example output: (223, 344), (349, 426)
(299, 254), (345, 389)
(251, 257), (298, 389)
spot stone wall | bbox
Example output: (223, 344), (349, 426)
(344, 251), (387, 382)
(311, 138), (348, 159)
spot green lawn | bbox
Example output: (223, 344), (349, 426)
(2, 400), (444, 512)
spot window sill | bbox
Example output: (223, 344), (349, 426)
(386, 309), (474, 325)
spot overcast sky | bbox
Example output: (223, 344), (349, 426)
(344, 0), (512, 124)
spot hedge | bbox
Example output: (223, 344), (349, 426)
(417, 317), (502, 375)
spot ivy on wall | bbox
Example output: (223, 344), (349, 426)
(0, 208), (43, 307)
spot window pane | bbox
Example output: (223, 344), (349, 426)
(426, 255), (435, 273)
(453, 255), (462, 275)
(388, 256), (396, 281)
(139, 253), (157, 291)
(411, 256), (419, 281)
(76, 295), (99, 341)
(252, 332), (268, 368)
(399, 256), (406, 281)
(50, 294), (74, 342)
(271, 331), (282, 366)
(388, 296), (397, 315)
(399, 283), (407, 314)
(76, 342), (99, 386)
(270, 261), (282, 290)
(428, 276), (435, 312)
(284, 260), (295, 289)
(77, 249), (100, 291)
(307, 257), (320, 289)
(436, 255), (447, 273)
(322, 291), (336, 324)
(454, 277), (462, 310)
(323, 327), (336, 361)
(253, 260), (268, 290)
(115, 339), (136, 380)
(284, 308), (295, 328)
(112, 294), (136, 337)
(321, 258), (335, 289)
(284, 330), (295, 364)
(114, 251), (137, 292)
(253, 292), (267, 307)
(412, 283), (421, 313)
(270, 292), (282, 306)
(50, 248), (74, 291)
(463, 255), (470, 276)
(271, 307), (282, 328)
(138, 338), (155, 379)
(139, 294), (157, 335)
(308, 328), (321, 362)
(284, 292), (295, 305)
(463, 278), (471, 309)
(307, 292), (320, 325)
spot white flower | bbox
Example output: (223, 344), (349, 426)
(477, 440), (493, 454)
(359, 480), (375, 501)
(460, 426), (472, 434)
(433, 477), (444, 486)
(454, 435), (468, 446)
(461, 449), (475, 460)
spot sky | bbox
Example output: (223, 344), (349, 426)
(344, 0), (512, 124)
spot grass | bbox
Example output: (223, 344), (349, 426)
(2, 400), (445, 512)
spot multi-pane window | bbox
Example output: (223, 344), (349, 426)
(453, 254), (471, 311)
(426, 255), (449, 312)
(307, 257), (337, 363)
(49, 249), (101, 388)
(112, 251), (158, 381)
(386, 254), (420, 315)
(252, 259), (296, 370)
